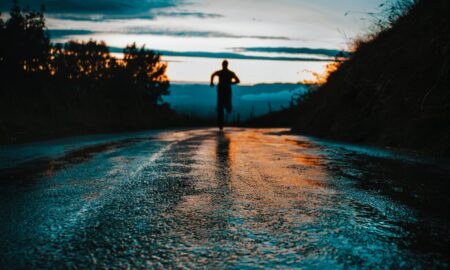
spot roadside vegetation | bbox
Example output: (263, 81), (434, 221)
(252, 0), (450, 157)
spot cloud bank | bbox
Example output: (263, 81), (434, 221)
(107, 47), (333, 62)
(1, 0), (179, 12)
(48, 27), (290, 40)
(234, 47), (350, 58)
(0, 0), (182, 19)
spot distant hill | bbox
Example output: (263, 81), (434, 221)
(292, 0), (450, 157)
(165, 83), (307, 121)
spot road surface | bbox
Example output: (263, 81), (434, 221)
(0, 128), (449, 269)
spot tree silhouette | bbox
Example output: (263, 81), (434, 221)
(1, 1), (50, 79)
(123, 43), (170, 105)
(0, 2), (180, 143)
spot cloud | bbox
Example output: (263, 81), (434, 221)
(157, 51), (329, 61)
(48, 29), (95, 38)
(234, 47), (350, 58)
(49, 15), (111, 22)
(155, 11), (223, 19)
(48, 10), (223, 21)
(1, 1), (227, 21)
(108, 47), (332, 62)
(124, 28), (290, 40)
(2, 1), (291, 41)
(47, 26), (290, 40)
(0, 0), (182, 19)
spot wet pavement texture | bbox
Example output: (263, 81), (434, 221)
(0, 128), (449, 269)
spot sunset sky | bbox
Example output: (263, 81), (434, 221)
(1, 0), (387, 84)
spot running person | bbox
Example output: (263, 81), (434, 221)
(210, 60), (240, 130)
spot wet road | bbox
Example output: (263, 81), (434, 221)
(0, 128), (449, 269)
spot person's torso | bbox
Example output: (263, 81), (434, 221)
(217, 70), (235, 87)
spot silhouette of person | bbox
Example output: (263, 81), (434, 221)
(210, 60), (240, 130)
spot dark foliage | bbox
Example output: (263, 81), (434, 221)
(0, 3), (186, 143)
(292, 0), (450, 157)
(244, 107), (296, 127)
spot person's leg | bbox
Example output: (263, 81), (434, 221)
(217, 105), (224, 130)
(225, 89), (232, 114)
(217, 92), (224, 130)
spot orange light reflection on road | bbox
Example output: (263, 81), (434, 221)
(170, 128), (330, 249)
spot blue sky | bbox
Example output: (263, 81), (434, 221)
(1, 0), (387, 83)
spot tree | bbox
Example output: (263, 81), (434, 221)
(51, 40), (111, 81)
(0, 2), (177, 143)
(123, 43), (170, 105)
(1, 1), (50, 80)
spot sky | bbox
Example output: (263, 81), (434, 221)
(1, 0), (387, 84)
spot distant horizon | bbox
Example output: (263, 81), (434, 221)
(164, 83), (307, 120)
(168, 80), (307, 86)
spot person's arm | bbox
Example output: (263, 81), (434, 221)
(232, 72), (240, 84)
(210, 71), (218, 87)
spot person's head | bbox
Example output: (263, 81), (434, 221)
(222, 60), (229, 70)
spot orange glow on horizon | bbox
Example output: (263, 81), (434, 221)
(300, 61), (342, 85)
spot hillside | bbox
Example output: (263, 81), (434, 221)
(293, 0), (450, 156)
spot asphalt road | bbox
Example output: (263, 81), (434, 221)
(0, 128), (449, 269)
